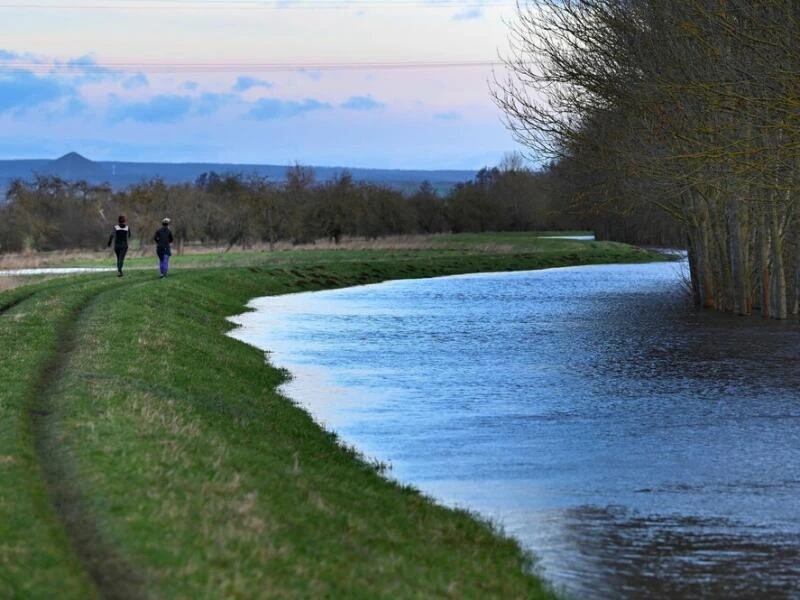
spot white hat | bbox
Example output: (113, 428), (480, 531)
(162, 217), (171, 225)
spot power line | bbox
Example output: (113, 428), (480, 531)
(0, 59), (503, 74)
(0, 1), (512, 10)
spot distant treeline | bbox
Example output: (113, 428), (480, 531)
(0, 160), (581, 254)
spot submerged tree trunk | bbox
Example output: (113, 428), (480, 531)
(686, 232), (702, 307)
(727, 196), (752, 315)
(758, 208), (772, 318)
(770, 200), (788, 319)
(698, 220), (717, 310)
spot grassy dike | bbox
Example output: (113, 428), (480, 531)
(0, 239), (667, 598)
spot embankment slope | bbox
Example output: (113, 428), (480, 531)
(0, 243), (665, 598)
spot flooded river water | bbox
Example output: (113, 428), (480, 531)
(0, 267), (114, 276)
(229, 261), (800, 599)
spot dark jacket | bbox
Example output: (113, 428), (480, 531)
(154, 226), (174, 256)
(108, 225), (131, 249)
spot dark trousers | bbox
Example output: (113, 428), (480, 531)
(157, 250), (170, 276)
(114, 247), (128, 272)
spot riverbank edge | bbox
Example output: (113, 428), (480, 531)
(0, 244), (668, 597)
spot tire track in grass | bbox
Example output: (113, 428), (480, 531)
(29, 283), (148, 600)
(0, 275), (105, 316)
(0, 290), (36, 315)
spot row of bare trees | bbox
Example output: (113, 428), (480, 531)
(496, 0), (800, 317)
(0, 161), (565, 254)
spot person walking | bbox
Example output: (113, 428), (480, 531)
(107, 215), (131, 277)
(154, 217), (174, 278)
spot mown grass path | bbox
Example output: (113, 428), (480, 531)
(31, 283), (150, 600)
(0, 243), (667, 598)
(1, 277), (121, 599)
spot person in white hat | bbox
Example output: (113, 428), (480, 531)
(154, 217), (174, 278)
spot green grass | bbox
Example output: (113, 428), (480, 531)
(47, 232), (648, 272)
(0, 276), (123, 598)
(0, 235), (669, 598)
(423, 231), (593, 246)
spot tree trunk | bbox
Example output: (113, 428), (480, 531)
(770, 199), (788, 319)
(758, 208), (771, 318)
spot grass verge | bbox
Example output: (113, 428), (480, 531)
(5, 231), (626, 271)
(0, 237), (669, 598)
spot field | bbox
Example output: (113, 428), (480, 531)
(0, 234), (668, 598)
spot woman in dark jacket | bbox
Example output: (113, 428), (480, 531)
(154, 217), (174, 278)
(108, 215), (131, 277)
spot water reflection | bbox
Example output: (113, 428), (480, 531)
(228, 262), (800, 598)
(550, 506), (800, 599)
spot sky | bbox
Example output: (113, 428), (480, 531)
(0, 0), (526, 170)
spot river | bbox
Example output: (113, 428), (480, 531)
(228, 261), (800, 599)
(0, 267), (114, 276)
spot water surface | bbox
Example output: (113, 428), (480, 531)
(0, 267), (113, 276)
(229, 262), (800, 599)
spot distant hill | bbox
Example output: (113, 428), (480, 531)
(0, 152), (476, 199)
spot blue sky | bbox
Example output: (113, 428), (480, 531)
(0, 0), (523, 169)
